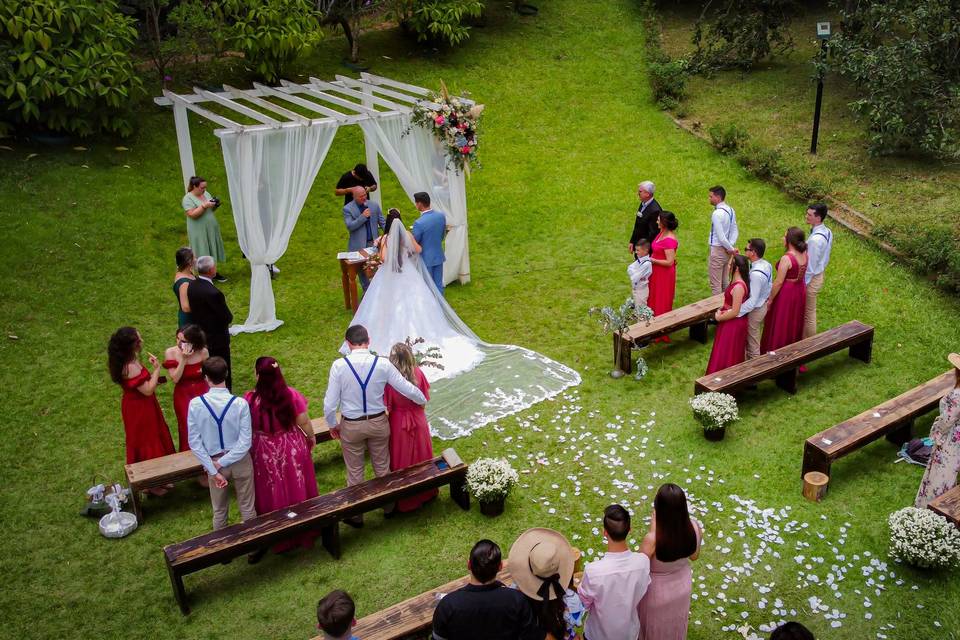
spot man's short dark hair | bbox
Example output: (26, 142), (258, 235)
(353, 163), (367, 174)
(635, 238), (651, 253)
(807, 203), (828, 222)
(345, 325), (369, 346)
(414, 191), (431, 207)
(603, 504), (631, 541)
(316, 590), (355, 637)
(468, 539), (501, 583)
(770, 621), (815, 640)
(709, 185), (726, 200)
(202, 357), (228, 384)
(747, 238), (766, 258)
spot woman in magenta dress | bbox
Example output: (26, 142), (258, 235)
(705, 255), (750, 374)
(638, 483), (702, 640)
(245, 356), (318, 551)
(648, 211), (680, 319)
(760, 227), (808, 354)
(385, 342), (437, 512)
(163, 324), (209, 451)
(108, 327), (176, 494)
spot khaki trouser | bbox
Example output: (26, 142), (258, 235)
(339, 413), (391, 488)
(632, 283), (649, 310)
(208, 452), (256, 530)
(708, 245), (731, 296)
(746, 301), (768, 359)
(804, 272), (824, 338)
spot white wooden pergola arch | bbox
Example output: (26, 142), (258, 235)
(155, 74), (473, 334)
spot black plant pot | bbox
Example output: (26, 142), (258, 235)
(479, 497), (505, 517)
(703, 426), (726, 441)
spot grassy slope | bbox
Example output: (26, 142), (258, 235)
(0, 1), (958, 639)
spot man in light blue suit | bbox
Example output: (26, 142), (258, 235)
(343, 186), (384, 290)
(411, 191), (447, 296)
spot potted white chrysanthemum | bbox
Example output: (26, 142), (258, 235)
(689, 392), (739, 441)
(466, 457), (519, 517)
(888, 507), (960, 570)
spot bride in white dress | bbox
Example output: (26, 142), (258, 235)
(343, 215), (580, 439)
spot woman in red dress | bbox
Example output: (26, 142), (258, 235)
(761, 227), (808, 354)
(386, 342), (437, 512)
(245, 357), (319, 552)
(705, 255), (750, 374)
(648, 211), (680, 343)
(163, 324), (209, 451)
(108, 327), (176, 494)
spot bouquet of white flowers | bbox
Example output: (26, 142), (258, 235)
(466, 457), (519, 503)
(888, 507), (960, 569)
(634, 356), (649, 381)
(689, 392), (739, 431)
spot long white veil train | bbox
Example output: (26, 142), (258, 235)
(342, 220), (581, 439)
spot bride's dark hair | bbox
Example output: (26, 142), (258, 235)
(384, 208), (402, 235)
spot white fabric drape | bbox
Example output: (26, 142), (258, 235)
(220, 122), (339, 334)
(359, 112), (470, 285)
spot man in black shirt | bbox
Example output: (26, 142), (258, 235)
(335, 163), (378, 205)
(432, 540), (544, 640)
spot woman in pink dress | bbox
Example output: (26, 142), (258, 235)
(760, 227), (808, 354)
(244, 356), (318, 552)
(385, 342), (437, 512)
(163, 324), (209, 451)
(108, 327), (176, 495)
(648, 212), (680, 318)
(705, 255), (750, 374)
(638, 483), (702, 640)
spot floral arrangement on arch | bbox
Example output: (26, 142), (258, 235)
(410, 80), (484, 175)
(689, 392), (739, 431)
(466, 457), (519, 503)
(887, 507), (960, 569)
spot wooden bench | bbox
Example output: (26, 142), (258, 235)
(614, 294), (722, 373)
(928, 486), (960, 528)
(694, 320), (874, 396)
(126, 418), (333, 524)
(801, 371), (955, 485)
(164, 448), (469, 615)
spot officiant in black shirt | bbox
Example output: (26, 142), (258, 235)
(335, 163), (378, 205)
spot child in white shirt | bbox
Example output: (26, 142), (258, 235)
(628, 238), (653, 310)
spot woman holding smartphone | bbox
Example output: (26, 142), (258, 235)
(163, 324), (209, 451)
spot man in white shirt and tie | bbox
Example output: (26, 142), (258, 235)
(707, 185), (739, 296)
(738, 238), (774, 359)
(804, 203), (833, 339)
(323, 324), (427, 527)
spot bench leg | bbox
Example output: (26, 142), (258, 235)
(775, 368), (798, 394)
(689, 321), (708, 344)
(131, 487), (144, 525)
(849, 336), (873, 364)
(450, 475), (470, 511)
(322, 523), (341, 559)
(167, 564), (190, 615)
(801, 442), (831, 479)
(614, 334), (632, 374)
(886, 419), (913, 446)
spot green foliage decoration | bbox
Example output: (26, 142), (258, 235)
(689, 0), (799, 73)
(0, 0), (144, 137)
(393, 0), (484, 47)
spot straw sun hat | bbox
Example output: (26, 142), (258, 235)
(508, 528), (576, 602)
(949, 353), (960, 370)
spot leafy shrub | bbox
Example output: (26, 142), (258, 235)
(0, 0), (143, 137)
(708, 122), (749, 153)
(689, 0), (799, 73)
(393, 0), (484, 47)
(735, 142), (785, 179)
(649, 59), (688, 104)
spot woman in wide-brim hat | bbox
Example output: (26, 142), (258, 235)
(915, 353), (960, 508)
(508, 528), (581, 640)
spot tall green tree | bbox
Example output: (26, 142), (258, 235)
(689, 0), (800, 72)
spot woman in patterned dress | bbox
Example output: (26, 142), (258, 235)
(915, 354), (960, 508)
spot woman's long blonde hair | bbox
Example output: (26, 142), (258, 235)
(390, 342), (418, 385)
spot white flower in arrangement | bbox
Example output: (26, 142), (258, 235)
(689, 392), (739, 430)
(887, 507), (960, 570)
(634, 356), (649, 380)
(466, 457), (520, 503)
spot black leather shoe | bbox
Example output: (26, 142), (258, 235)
(247, 548), (267, 565)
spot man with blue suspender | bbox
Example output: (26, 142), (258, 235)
(804, 203), (833, 339)
(323, 325), (427, 528)
(708, 185), (739, 296)
(187, 357), (255, 534)
(739, 238), (774, 359)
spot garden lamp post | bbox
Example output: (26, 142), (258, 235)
(810, 21), (832, 154)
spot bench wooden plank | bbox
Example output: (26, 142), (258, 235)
(801, 371), (954, 479)
(164, 448), (468, 614)
(928, 486), (960, 528)
(694, 320), (874, 396)
(613, 294), (723, 373)
(127, 418), (332, 523)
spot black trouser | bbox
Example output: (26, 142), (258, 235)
(206, 331), (232, 391)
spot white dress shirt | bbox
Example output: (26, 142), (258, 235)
(323, 348), (426, 426)
(805, 223), (833, 283)
(739, 258), (773, 316)
(628, 255), (653, 287)
(709, 202), (738, 251)
(578, 550), (651, 640)
(187, 387), (252, 476)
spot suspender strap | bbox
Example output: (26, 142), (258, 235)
(199, 394), (237, 451)
(750, 267), (772, 281)
(344, 355), (379, 414)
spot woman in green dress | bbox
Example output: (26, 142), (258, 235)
(182, 176), (227, 281)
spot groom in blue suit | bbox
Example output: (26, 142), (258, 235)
(412, 192), (447, 295)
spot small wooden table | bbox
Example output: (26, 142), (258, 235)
(339, 249), (372, 312)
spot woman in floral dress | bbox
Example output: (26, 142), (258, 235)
(915, 354), (960, 508)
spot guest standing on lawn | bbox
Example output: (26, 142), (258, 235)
(385, 342), (437, 512)
(915, 354), (960, 508)
(705, 255), (750, 375)
(173, 246), (196, 328)
(638, 483), (702, 640)
(803, 203), (833, 339)
(739, 238), (773, 360)
(707, 185), (738, 296)
(108, 327), (176, 494)
(629, 180), (663, 252)
(760, 228), (808, 354)
(163, 324), (209, 451)
(245, 356), (319, 554)
(181, 176), (227, 282)
(648, 211), (680, 322)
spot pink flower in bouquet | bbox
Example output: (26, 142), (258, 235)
(461, 146), (472, 154)
(458, 122), (468, 130)
(435, 115), (445, 125)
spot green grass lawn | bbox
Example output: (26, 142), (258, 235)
(1, 1), (959, 639)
